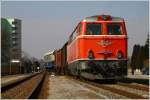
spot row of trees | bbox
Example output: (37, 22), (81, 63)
(130, 34), (149, 71)
(21, 51), (42, 73)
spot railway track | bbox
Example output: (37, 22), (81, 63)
(69, 77), (149, 99)
(117, 82), (149, 92)
(118, 77), (149, 85)
(1, 71), (46, 99)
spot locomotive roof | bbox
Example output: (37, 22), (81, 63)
(82, 15), (124, 22)
(44, 50), (54, 56)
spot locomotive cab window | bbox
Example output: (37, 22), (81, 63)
(107, 24), (122, 35)
(86, 23), (102, 35)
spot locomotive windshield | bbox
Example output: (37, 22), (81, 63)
(107, 24), (122, 35)
(86, 23), (101, 35)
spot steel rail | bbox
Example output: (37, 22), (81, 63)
(1, 71), (45, 99)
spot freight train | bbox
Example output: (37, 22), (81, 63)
(50, 15), (127, 80)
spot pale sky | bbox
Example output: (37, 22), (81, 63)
(1, 1), (149, 59)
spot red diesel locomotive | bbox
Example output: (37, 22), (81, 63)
(54, 15), (127, 80)
(67, 15), (127, 79)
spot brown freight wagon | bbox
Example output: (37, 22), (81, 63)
(61, 42), (68, 75)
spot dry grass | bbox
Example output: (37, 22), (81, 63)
(38, 71), (50, 99)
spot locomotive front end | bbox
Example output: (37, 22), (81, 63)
(67, 15), (128, 80)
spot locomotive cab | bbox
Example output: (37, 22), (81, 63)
(67, 15), (127, 80)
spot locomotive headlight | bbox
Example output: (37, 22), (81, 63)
(117, 51), (123, 59)
(88, 50), (95, 59)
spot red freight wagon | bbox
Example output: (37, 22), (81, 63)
(67, 15), (127, 79)
(54, 42), (68, 75)
(55, 49), (62, 74)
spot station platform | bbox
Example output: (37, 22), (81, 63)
(127, 75), (149, 80)
(1, 73), (34, 87)
(117, 70), (149, 85)
(127, 69), (149, 80)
